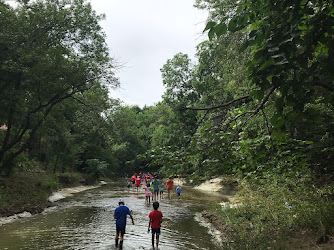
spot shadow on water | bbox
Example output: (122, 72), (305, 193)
(0, 180), (231, 249)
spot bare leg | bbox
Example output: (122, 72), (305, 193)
(115, 232), (119, 246)
(119, 233), (124, 249)
(152, 233), (154, 247)
(168, 189), (172, 199)
(156, 235), (160, 248)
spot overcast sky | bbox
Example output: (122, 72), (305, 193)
(89, 0), (208, 107)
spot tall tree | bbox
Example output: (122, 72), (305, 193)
(0, 0), (118, 175)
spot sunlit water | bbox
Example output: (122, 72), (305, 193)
(0, 181), (229, 249)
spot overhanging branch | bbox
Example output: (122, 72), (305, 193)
(179, 95), (250, 111)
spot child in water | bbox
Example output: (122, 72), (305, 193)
(144, 181), (152, 204)
(176, 184), (181, 200)
(148, 201), (163, 249)
(159, 179), (164, 200)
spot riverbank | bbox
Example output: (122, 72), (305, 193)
(192, 175), (239, 246)
(0, 172), (104, 222)
(195, 175), (334, 249)
(0, 183), (103, 226)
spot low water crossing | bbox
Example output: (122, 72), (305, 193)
(0, 180), (230, 249)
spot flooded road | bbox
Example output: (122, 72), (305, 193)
(0, 181), (228, 249)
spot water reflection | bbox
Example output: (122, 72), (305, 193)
(0, 183), (226, 249)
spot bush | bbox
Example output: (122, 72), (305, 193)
(211, 173), (334, 249)
(57, 172), (83, 187)
(84, 159), (108, 183)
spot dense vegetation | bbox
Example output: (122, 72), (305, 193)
(1, 0), (333, 248)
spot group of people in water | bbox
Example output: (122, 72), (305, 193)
(114, 172), (182, 249)
(128, 172), (182, 203)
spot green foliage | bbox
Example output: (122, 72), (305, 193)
(84, 159), (108, 182)
(212, 175), (334, 249)
(0, 0), (118, 175)
(145, 0), (334, 180)
(204, 0), (334, 125)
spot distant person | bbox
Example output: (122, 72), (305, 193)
(152, 177), (160, 201)
(176, 184), (181, 200)
(159, 179), (164, 200)
(135, 176), (141, 191)
(114, 198), (134, 249)
(145, 172), (151, 184)
(144, 181), (152, 204)
(166, 177), (174, 200)
(148, 201), (163, 249)
(131, 174), (136, 187)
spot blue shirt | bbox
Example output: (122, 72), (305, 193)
(114, 205), (131, 228)
(152, 179), (160, 191)
(176, 186), (181, 194)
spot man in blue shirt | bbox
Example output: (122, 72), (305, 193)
(152, 176), (160, 201)
(114, 198), (134, 249)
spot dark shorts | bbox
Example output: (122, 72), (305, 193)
(177, 192), (181, 196)
(132, 180), (135, 184)
(151, 228), (161, 235)
(116, 225), (126, 235)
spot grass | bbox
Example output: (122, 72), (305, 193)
(209, 173), (334, 249)
(0, 171), (87, 217)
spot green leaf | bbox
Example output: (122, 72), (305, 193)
(214, 23), (227, 37)
(208, 28), (215, 40)
(203, 21), (216, 32)
(228, 18), (238, 32)
(275, 97), (284, 111)
(250, 89), (264, 100)
(258, 59), (274, 71)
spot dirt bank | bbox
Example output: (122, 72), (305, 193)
(193, 176), (238, 196)
(0, 182), (105, 226)
(192, 176), (239, 246)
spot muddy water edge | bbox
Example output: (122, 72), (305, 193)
(0, 180), (231, 250)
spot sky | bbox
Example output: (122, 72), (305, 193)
(89, 0), (208, 107)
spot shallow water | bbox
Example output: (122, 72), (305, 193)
(0, 181), (229, 249)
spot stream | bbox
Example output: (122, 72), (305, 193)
(0, 181), (230, 249)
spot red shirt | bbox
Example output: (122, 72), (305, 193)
(136, 177), (141, 186)
(131, 175), (136, 181)
(166, 179), (173, 190)
(145, 174), (151, 181)
(149, 210), (163, 229)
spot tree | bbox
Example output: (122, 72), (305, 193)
(203, 0), (333, 126)
(0, 0), (118, 175)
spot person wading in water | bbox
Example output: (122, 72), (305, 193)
(113, 198), (134, 249)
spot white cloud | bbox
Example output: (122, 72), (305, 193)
(90, 0), (208, 107)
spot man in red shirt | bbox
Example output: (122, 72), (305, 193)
(148, 201), (163, 249)
(166, 177), (174, 200)
(135, 175), (141, 191)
